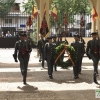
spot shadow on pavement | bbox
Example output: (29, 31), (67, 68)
(17, 83), (38, 92)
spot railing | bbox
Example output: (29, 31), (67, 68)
(0, 37), (36, 48)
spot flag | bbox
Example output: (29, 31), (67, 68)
(63, 13), (68, 25)
(40, 3), (49, 36)
(26, 16), (33, 27)
(51, 6), (58, 20)
(31, 5), (38, 20)
(44, 3), (46, 16)
(80, 14), (85, 27)
(92, 7), (98, 21)
(40, 15), (49, 36)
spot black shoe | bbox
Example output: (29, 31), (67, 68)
(23, 81), (27, 85)
(49, 75), (53, 79)
(94, 80), (99, 84)
(74, 76), (79, 79)
(55, 69), (57, 71)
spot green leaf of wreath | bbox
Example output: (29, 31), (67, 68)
(54, 44), (77, 69)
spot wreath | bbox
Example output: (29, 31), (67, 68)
(54, 44), (76, 69)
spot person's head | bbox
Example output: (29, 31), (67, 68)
(47, 37), (52, 44)
(52, 35), (57, 42)
(91, 32), (97, 39)
(74, 33), (80, 41)
(19, 32), (27, 41)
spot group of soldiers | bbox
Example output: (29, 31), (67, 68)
(37, 32), (100, 84)
(12, 31), (100, 85)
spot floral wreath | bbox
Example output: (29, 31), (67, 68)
(54, 44), (77, 69)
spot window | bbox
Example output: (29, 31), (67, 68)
(4, 19), (12, 24)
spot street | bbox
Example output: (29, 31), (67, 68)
(0, 48), (100, 100)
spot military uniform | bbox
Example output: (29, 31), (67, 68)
(44, 37), (55, 79)
(86, 32), (100, 84)
(71, 34), (84, 79)
(52, 35), (58, 71)
(78, 36), (85, 74)
(13, 33), (32, 84)
(37, 38), (46, 68)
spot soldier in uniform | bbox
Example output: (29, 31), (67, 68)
(71, 33), (84, 79)
(13, 32), (32, 84)
(37, 34), (46, 68)
(78, 35), (85, 74)
(86, 32), (100, 84)
(52, 35), (58, 71)
(44, 36), (55, 79)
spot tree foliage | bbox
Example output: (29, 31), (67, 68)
(22, 0), (36, 14)
(0, 0), (15, 18)
(51, 0), (91, 26)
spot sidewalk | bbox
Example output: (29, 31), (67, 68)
(0, 48), (100, 100)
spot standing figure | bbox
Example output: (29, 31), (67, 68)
(71, 33), (84, 79)
(13, 32), (32, 84)
(6, 31), (12, 37)
(37, 34), (46, 68)
(78, 36), (85, 74)
(52, 35), (58, 71)
(86, 32), (100, 84)
(44, 37), (55, 79)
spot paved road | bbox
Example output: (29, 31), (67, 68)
(0, 48), (100, 100)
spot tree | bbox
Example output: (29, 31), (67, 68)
(22, 0), (36, 14)
(0, 0), (15, 18)
(51, 0), (91, 27)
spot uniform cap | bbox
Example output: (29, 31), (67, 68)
(52, 35), (57, 38)
(19, 32), (27, 36)
(91, 32), (97, 35)
(74, 33), (80, 37)
(47, 36), (52, 39)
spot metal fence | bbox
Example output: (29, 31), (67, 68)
(50, 13), (91, 37)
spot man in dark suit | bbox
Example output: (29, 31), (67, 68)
(71, 33), (84, 79)
(37, 34), (46, 68)
(44, 36), (55, 79)
(13, 32), (32, 84)
(86, 32), (100, 84)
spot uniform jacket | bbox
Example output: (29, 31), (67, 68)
(86, 39), (100, 58)
(44, 43), (55, 60)
(14, 39), (32, 57)
(37, 38), (46, 53)
(71, 41), (84, 58)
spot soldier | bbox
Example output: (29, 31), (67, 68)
(37, 34), (46, 68)
(86, 32), (99, 84)
(78, 35), (85, 74)
(13, 32), (32, 84)
(44, 36), (55, 79)
(71, 33), (84, 79)
(52, 35), (58, 71)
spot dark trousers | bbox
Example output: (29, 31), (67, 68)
(73, 57), (82, 77)
(90, 54), (99, 74)
(90, 54), (99, 82)
(79, 56), (84, 73)
(47, 58), (54, 76)
(18, 54), (29, 83)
